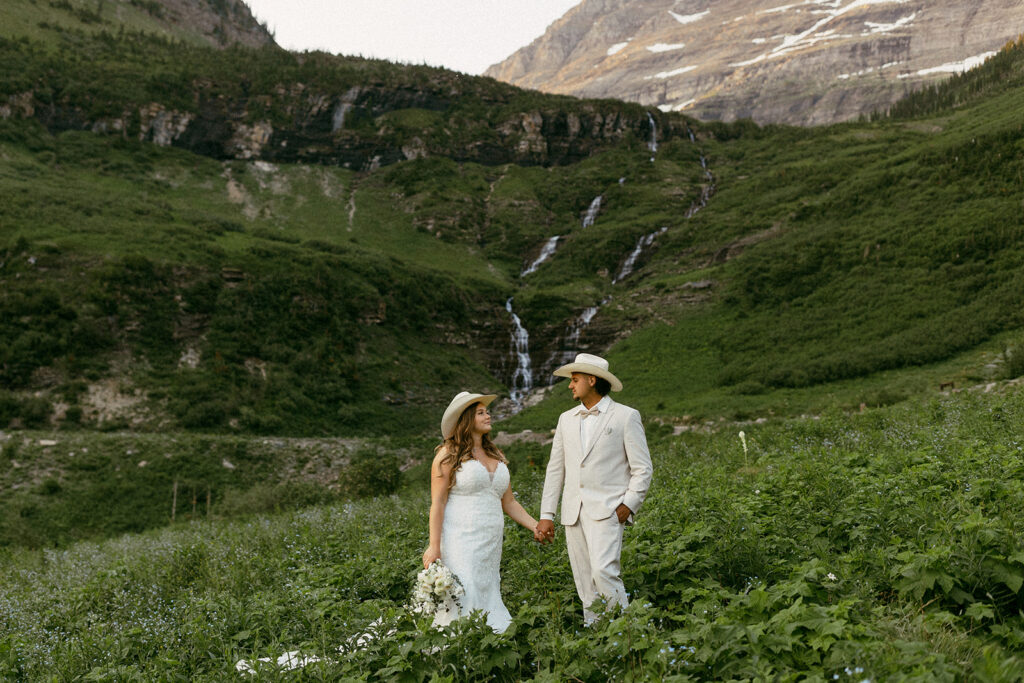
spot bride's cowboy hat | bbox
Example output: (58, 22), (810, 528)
(441, 391), (498, 439)
(553, 353), (623, 392)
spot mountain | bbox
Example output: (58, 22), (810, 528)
(0, 0), (275, 49)
(2, 19), (1024, 438)
(485, 0), (1024, 125)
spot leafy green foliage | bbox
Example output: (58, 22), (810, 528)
(3, 392), (1024, 678)
(0, 431), (430, 547)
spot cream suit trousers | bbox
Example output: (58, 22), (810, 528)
(565, 510), (627, 624)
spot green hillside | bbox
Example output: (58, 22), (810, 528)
(0, 17), (1022, 511)
(0, 0), (274, 48)
(3, 26), (1022, 441)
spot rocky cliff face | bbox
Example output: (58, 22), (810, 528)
(486, 0), (1024, 125)
(6, 67), (685, 170)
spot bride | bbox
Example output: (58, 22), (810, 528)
(423, 392), (541, 633)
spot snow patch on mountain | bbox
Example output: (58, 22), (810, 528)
(902, 51), (997, 77)
(647, 43), (685, 53)
(863, 12), (916, 34)
(645, 65), (697, 79)
(668, 9), (710, 25)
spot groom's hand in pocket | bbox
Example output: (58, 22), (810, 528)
(615, 504), (633, 524)
(535, 519), (555, 544)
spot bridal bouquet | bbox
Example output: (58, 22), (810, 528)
(410, 561), (464, 617)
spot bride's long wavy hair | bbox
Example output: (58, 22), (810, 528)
(436, 402), (506, 492)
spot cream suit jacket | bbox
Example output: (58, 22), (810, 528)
(541, 398), (653, 526)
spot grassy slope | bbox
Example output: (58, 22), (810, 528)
(3, 390), (1024, 679)
(506, 42), (1024, 430)
(2, 19), (1024, 551)
(0, 0), (266, 48)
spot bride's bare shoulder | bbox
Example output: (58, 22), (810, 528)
(432, 444), (453, 471)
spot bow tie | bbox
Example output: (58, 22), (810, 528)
(577, 407), (601, 419)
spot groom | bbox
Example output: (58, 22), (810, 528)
(535, 353), (653, 624)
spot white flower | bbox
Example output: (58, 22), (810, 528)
(827, 572), (837, 581)
(738, 431), (748, 456)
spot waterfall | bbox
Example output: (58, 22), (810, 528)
(569, 302), (604, 343)
(613, 227), (668, 283)
(684, 155), (716, 219)
(647, 112), (658, 160)
(581, 195), (602, 228)
(544, 297), (613, 379)
(505, 298), (533, 404)
(682, 126), (716, 219)
(521, 235), (560, 277)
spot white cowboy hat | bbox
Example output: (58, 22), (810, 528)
(553, 353), (623, 392)
(441, 391), (498, 439)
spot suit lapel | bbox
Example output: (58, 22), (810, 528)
(582, 400), (615, 461)
(567, 411), (585, 464)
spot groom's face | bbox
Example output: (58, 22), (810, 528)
(569, 373), (597, 402)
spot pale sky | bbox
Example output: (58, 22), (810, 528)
(244, 0), (582, 75)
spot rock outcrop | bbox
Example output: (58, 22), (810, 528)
(4, 77), (688, 170)
(485, 0), (1024, 125)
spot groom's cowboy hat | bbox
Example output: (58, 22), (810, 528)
(441, 391), (498, 439)
(553, 353), (623, 392)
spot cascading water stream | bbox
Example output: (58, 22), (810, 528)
(567, 298), (609, 345)
(647, 112), (658, 161)
(614, 227), (668, 283)
(581, 195), (602, 228)
(505, 298), (533, 404)
(614, 125), (716, 282)
(685, 151), (716, 219)
(544, 297), (613, 381)
(506, 122), (716, 399)
(521, 235), (561, 277)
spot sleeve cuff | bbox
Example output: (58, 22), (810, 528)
(622, 494), (642, 516)
(540, 513), (555, 521)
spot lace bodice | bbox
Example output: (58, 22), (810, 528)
(448, 458), (509, 497)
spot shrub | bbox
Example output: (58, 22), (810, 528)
(1003, 346), (1024, 380)
(19, 397), (52, 428)
(338, 447), (401, 498)
(216, 481), (336, 517)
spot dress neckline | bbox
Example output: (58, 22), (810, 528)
(470, 458), (503, 480)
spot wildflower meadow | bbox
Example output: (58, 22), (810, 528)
(3, 389), (1024, 680)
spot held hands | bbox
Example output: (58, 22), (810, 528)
(534, 519), (555, 544)
(422, 545), (441, 569)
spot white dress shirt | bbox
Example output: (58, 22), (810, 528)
(578, 394), (612, 454)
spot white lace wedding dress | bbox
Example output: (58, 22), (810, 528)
(433, 458), (512, 633)
(236, 459), (513, 674)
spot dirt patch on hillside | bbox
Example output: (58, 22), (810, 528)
(82, 380), (150, 427)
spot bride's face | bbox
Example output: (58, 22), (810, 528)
(472, 403), (492, 435)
